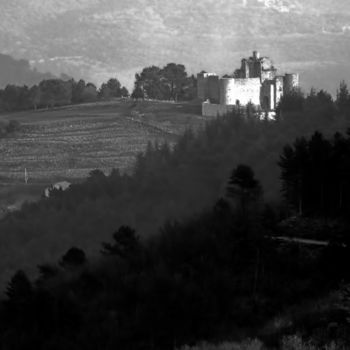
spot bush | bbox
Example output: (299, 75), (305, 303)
(0, 120), (21, 137)
(6, 120), (20, 133)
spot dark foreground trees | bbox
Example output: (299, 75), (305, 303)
(1, 94), (350, 347)
(279, 131), (350, 218)
(226, 164), (262, 215)
(1, 192), (350, 349)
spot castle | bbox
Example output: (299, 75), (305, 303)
(197, 51), (299, 118)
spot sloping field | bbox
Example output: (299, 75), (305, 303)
(0, 100), (203, 211)
(0, 100), (204, 181)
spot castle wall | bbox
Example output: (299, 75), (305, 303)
(284, 73), (299, 94)
(197, 74), (206, 100)
(197, 73), (218, 100)
(219, 78), (261, 106)
(208, 75), (220, 103)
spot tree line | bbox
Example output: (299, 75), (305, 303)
(0, 77), (129, 112)
(0, 62), (197, 113)
(276, 81), (348, 120)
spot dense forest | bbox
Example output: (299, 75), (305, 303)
(1, 84), (350, 285)
(0, 153), (350, 349)
(1, 82), (350, 348)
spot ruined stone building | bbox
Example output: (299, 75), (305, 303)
(197, 51), (299, 117)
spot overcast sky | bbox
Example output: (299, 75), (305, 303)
(0, 0), (350, 94)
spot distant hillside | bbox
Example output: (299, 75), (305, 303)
(0, 53), (55, 88)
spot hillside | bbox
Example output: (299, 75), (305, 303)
(0, 165), (349, 349)
(0, 90), (350, 291)
(0, 99), (203, 181)
(0, 99), (203, 222)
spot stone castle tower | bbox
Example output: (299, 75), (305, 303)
(197, 51), (299, 118)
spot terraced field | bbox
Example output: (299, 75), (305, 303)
(0, 100), (204, 210)
(0, 100), (203, 181)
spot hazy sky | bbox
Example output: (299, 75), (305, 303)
(0, 0), (350, 94)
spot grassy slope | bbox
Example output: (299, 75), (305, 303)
(0, 99), (203, 210)
(0, 100), (203, 180)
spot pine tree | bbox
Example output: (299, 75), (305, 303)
(226, 164), (262, 215)
(6, 270), (32, 300)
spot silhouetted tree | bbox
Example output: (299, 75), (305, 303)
(131, 84), (144, 100)
(120, 86), (129, 97)
(83, 82), (98, 101)
(98, 78), (126, 99)
(39, 79), (72, 108)
(279, 137), (309, 215)
(134, 66), (164, 100)
(276, 88), (304, 117)
(1, 85), (31, 111)
(72, 79), (86, 103)
(6, 270), (32, 300)
(59, 247), (86, 268)
(161, 63), (187, 101)
(308, 131), (332, 217)
(36, 264), (59, 285)
(336, 80), (350, 116)
(226, 164), (262, 215)
(132, 63), (195, 101)
(279, 131), (350, 218)
(29, 84), (41, 109)
(101, 226), (139, 258)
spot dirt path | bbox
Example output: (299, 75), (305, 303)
(269, 236), (332, 246)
